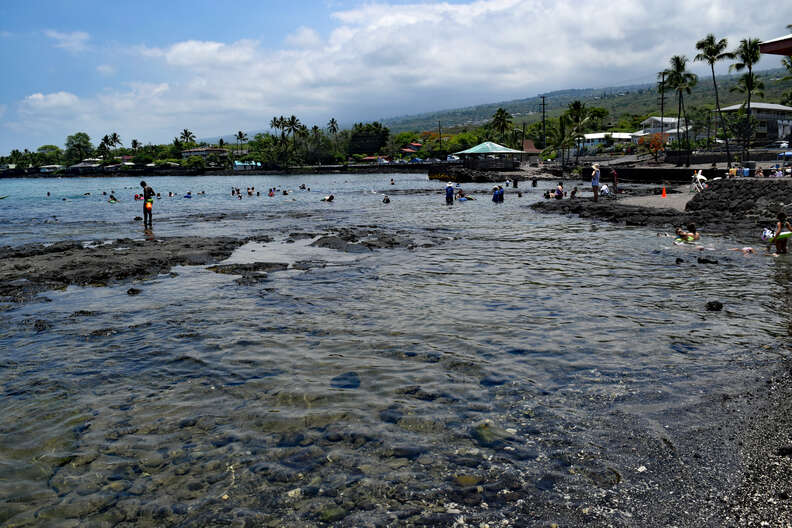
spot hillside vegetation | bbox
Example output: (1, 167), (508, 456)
(381, 67), (792, 134)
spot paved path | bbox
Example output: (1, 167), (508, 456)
(618, 186), (694, 212)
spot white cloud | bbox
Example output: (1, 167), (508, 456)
(22, 92), (80, 110)
(97, 64), (117, 76)
(5, 0), (791, 152)
(285, 26), (322, 49)
(44, 30), (90, 52)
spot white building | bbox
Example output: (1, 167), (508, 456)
(631, 116), (692, 143)
(718, 102), (792, 142)
(581, 132), (633, 149)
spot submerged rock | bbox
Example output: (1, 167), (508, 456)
(706, 301), (723, 312)
(331, 371), (361, 389)
(471, 422), (513, 448)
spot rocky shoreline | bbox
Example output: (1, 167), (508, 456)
(532, 179), (792, 243)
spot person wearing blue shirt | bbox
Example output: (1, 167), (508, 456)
(591, 163), (600, 201)
(445, 182), (454, 205)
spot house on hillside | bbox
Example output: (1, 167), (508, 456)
(181, 147), (229, 160)
(581, 132), (633, 150)
(630, 116), (691, 144)
(717, 102), (792, 142)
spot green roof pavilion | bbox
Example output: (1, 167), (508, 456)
(455, 141), (525, 155)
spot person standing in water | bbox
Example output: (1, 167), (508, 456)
(445, 182), (454, 205)
(140, 180), (155, 228)
(591, 163), (600, 202)
(772, 212), (792, 254)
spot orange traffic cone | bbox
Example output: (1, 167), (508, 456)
(661, 186), (666, 198)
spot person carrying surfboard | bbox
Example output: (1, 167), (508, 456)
(772, 212), (792, 254)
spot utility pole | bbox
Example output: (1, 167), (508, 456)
(521, 122), (526, 163)
(438, 121), (442, 155)
(541, 95), (546, 152)
(659, 72), (665, 141)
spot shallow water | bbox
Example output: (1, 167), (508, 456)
(0, 174), (788, 526)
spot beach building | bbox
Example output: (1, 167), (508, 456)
(521, 139), (542, 163)
(760, 33), (792, 56)
(68, 160), (102, 174)
(180, 147), (229, 160)
(581, 132), (633, 150)
(718, 103), (792, 142)
(455, 141), (525, 170)
(630, 117), (691, 144)
(39, 164), (64, 173)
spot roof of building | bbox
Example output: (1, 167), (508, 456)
(583, 132), (633, 140)
(760, 34), (792, 55)
(522, 139), (542, 153)
(455, 141), (524, 155)
(182, 147), (228, 153)
(720, 102), (792, 112)
(641, 116), (679, 124)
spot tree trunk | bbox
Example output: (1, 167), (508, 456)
(682, 94), (691, 167)
(676, 93), (683, 166)
(711, 65), (732, 168)
(745, 67), (753, 162)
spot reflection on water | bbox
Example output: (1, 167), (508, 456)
(0, 174), (787, 525)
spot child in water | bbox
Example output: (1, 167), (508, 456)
(675, 224), (700, 242)
(772, 212), (792, 254)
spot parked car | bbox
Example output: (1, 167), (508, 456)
(409, 158), (423, 163)
(446, 155), (460, 161)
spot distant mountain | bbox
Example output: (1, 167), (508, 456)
(379, 67), (792, 133)
(201, 67), (792, 142)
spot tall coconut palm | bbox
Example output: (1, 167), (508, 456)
(695, 34), (735, 166)
(662, 55), (698, 166)
(565, 101), (590, 165)
(130, 139), (140, 152)
(731, 38), (761, 160)
(327, 117), (339, 152)
(180, 129), (196, 144)
(730, 72), (765, 101)
(109, 132), (122, 148)
(235, 131), (248, 156)
(490, 108), (513, 144)
(285, 115), (302, 156)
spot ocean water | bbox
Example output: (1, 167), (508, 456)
(0, 173), (788, 526)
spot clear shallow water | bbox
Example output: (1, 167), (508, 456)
(0, 174), (789, 526)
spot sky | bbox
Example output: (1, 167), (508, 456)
(1, 0), (790, 155)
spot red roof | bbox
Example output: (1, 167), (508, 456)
(409, 142), (422, 147)
(522, 139), (541, 154)
(401, 148), (417, 153)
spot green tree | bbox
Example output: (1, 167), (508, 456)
(64, 132), (94, 164)
(490, 108), (513, 143)
(184, 155), (205, 170)
(130, 139), (140, 152)
(731, 37), (761, 158)
(235, 131), (248, 156)
(37, 145), (62, 164)
(180, 129), (196, 144)
(565, 100), (590, 165)
(661, 55), (698, 166)
(327, 117), (339, 152)
(109, 132), (122, 148)
(695, 33), (735, 166)
(348, 122), (390, 155)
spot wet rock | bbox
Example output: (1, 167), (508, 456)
(33, 319), (51, 331)
(454, 474), (482, 487)
(127, 287), (142, 295)
(292, 260), (327, 270)
(277, 432), (305, 448)
(471, 422), (513, 448)
(330, 371), (361, 389)
(310, 236), (348, 252)
(234, 273), (268, 285)
(586, 467), (622, 488)
(319, 506), (347, 523)
(775, 446), (792, 457)
(208, 262), (288, 274)
(379, 405), (403, 424)
(535, 473), (557, 491)
(480, 374), (508, 387)
(698, 256), (719, 265)
(706, 301), (723, 312)
(675, 258), (684, 264)
(390, 445), (425, 460)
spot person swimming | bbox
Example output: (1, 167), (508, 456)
(675, 223), (700, 242)
(322, 194), (334, 202)
(382, 195), (390, 204)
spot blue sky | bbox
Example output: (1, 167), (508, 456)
(1, 0), (789, 155)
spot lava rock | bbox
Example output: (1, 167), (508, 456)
(127, 287), (142, 295)
(706, 301), (723, 311)
(330, 371), (361, 389)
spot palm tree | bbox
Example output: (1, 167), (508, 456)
(565, 101), (590, 165)
(130, 139), (140, 152)
(490, 108), (513, 144)
(235, 131), (248, 156)
(695, 34), (735, 167)
(180, 129), (196, 144)
(218, 138), (225, 148)
(285, 115), (303, 155)
(731, 38), (761, 160)
(730, 72), (765, 100)
(109, 132), (122, 148)
(662, 55), (698, 166)
(327, 117), (339, 152)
